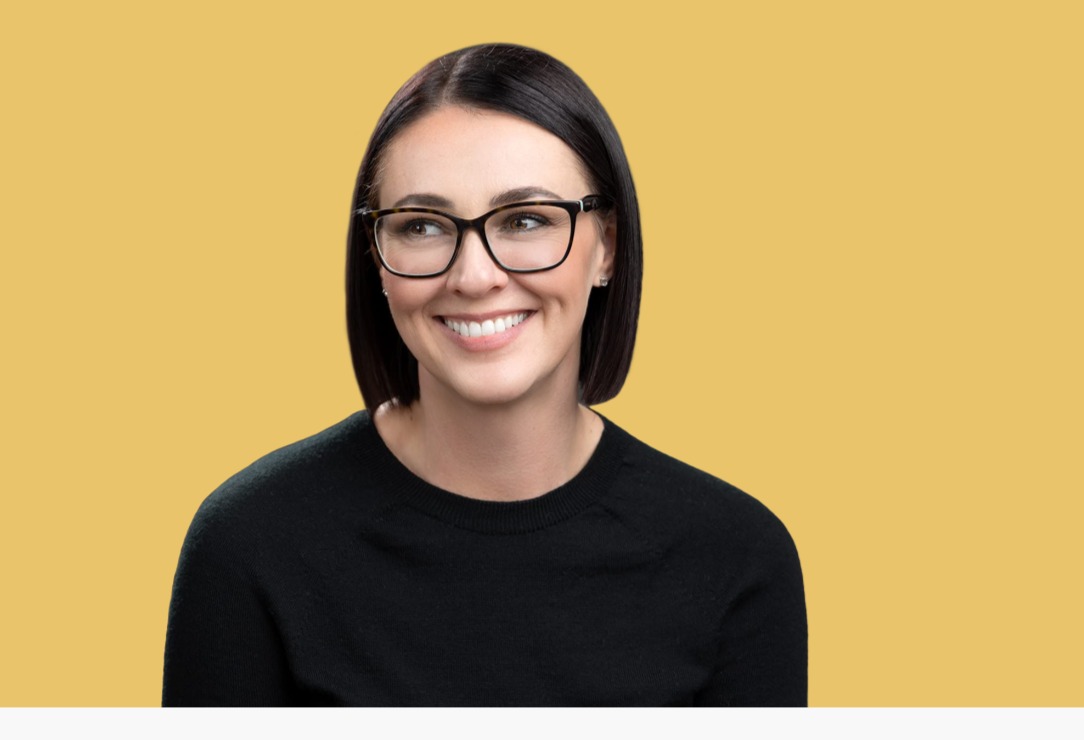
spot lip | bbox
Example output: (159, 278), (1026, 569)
(435, 310), (535, 352)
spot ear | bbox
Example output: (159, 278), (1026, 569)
(596, 214), (617, 285)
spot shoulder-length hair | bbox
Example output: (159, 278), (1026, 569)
(346, 43), (642, 409)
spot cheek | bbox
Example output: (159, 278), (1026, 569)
(574, 225), (608, 271)
(384, 278), (441, 329)
(385, 270), (431, 305)
(520, 268), (593, 312)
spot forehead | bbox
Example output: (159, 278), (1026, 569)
(377, 106), (590, 210)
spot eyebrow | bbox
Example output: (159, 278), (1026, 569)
(390, 186), (566, 211)
(490, 186), (564, 207)
(390, 193), (454, 209)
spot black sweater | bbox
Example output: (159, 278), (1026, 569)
(162, 411), (807, 706)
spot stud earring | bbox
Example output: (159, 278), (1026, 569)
(598, 276), (609, 287)
(382, 287), (388, 297)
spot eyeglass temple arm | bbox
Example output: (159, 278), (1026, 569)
(581, 195), (608, 212)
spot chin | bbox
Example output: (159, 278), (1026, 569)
(422, 363), (569, 408)
(447, 377), (541, 407)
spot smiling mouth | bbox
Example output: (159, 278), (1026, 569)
(442, 312), (530, 338)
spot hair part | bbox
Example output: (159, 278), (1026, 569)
(346, 43), (643, 409)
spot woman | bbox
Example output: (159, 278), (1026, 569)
(163, 43), (807, 707)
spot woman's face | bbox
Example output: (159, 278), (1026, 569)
(377, 105), (615, 408)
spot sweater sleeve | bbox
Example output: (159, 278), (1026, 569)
(694, 513), (808, 707)
(162, 497), (294, 706)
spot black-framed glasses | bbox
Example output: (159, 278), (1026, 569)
(355, 195), (608, 278)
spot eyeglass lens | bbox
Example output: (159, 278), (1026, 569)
(374, 204), (574, 275)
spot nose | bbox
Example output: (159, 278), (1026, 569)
(445, 226), (507, 296)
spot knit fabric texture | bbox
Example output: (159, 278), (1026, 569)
(162, 411), (807, 706)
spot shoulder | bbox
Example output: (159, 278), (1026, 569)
(602, 417), (800, 566)
(180, 410), (386, 558)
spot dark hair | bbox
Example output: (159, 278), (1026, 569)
(346, 43), (642, 409)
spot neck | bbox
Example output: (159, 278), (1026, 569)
(374, 376), (602, 502)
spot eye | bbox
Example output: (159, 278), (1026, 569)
(403, 219), (447, 237)
(501, 211), (551, 231)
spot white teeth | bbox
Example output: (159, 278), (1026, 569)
(443, 312), (528, 338)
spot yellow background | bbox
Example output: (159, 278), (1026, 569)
(2, 0), (1081, 706)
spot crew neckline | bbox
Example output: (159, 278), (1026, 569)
(358, 409), (630, 535)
